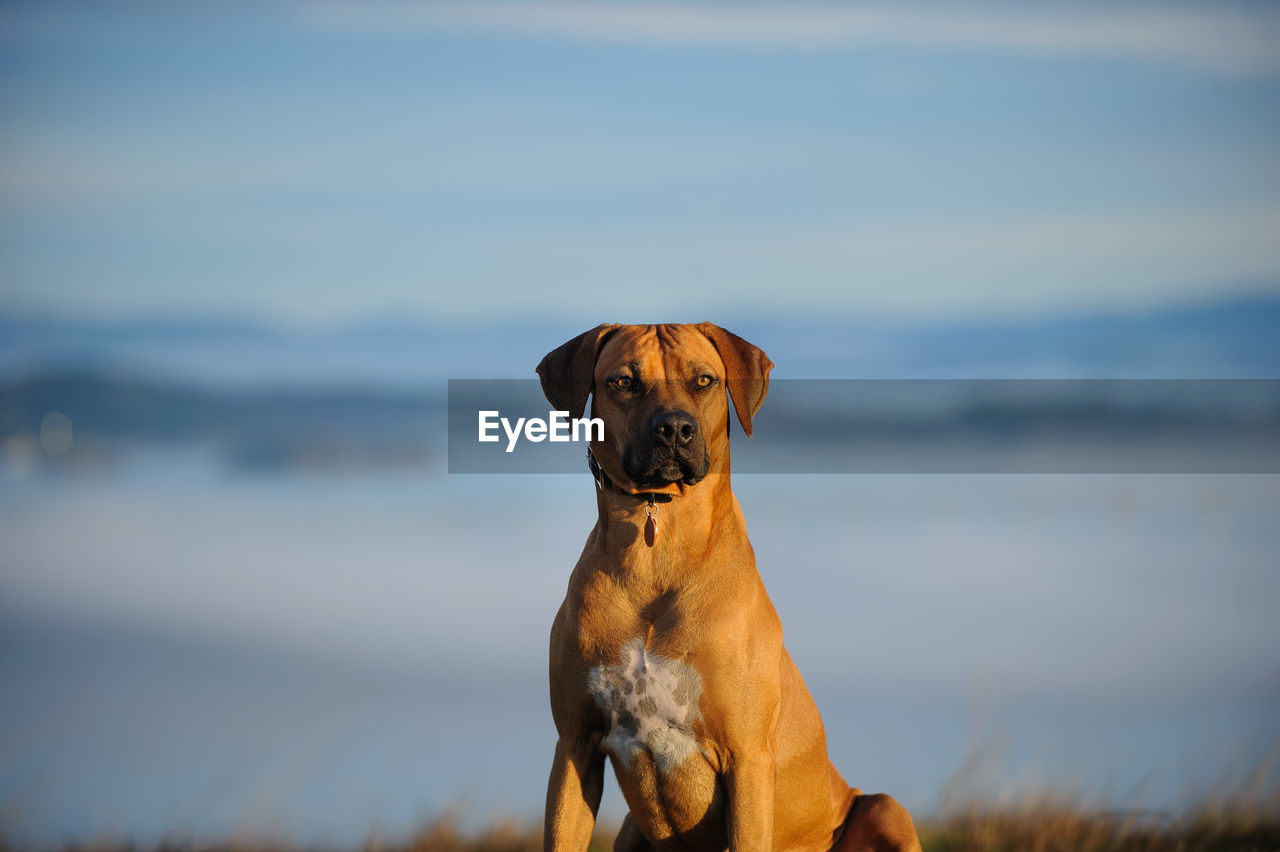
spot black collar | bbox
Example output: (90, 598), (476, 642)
(587, 448), (674, 504)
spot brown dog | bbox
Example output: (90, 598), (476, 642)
(538, 323), (921, 852)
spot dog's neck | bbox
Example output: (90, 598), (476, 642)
(588, 447), (744, 586)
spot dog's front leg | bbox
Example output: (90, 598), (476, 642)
(726, 745), (776, 851)
(544, 734), (605, 851)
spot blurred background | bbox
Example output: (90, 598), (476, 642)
(2, 1), (1279, 846)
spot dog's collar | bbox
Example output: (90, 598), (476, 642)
(586, 448), (674, 505)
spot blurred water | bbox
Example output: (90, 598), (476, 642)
(2, 456), (1278, 845)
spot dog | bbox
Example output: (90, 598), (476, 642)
(538, 323), (921, 851)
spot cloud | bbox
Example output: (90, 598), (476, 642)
(302, 1), (1280, 76)
(8, 197), (1275, 322)
(398, 205), (1280, 319)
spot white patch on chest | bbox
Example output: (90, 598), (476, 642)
(588, 638), (703, 773)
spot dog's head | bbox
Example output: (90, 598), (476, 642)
(537, 323), (772, 491)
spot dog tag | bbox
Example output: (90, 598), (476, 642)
(644, 512), (657, 547)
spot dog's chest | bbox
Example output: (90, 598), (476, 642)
(588, 638), (703, 773)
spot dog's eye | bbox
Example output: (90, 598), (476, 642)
(611, 376), (634, 390)
(695, 374), (715, 388)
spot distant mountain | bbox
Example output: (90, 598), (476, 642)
(1, 294), (1278, 386)
(0, 314), (575, 388)
(0, 372), (445, 472)
(728, 293), (1280, 379)
(2, 295), (1278, 475)
(4, 372), (1277, 476)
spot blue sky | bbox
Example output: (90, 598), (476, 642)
(2, 1), (1279, 324)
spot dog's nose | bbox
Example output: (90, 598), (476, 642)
(650, 410), (698, 448)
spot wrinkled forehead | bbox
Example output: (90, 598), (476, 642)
(595, 324), (723, 378)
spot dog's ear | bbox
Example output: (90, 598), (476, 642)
(698, 323), (773, 437)
(536, 324), (619, 421)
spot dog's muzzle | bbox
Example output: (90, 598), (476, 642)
(623, 408), (711, 487)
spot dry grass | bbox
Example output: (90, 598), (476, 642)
(6, 802), (1279, 852)
(902, 733), (1280, 851)
(917, 802), (1280, 852)
(7, 754), (1280, 852)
